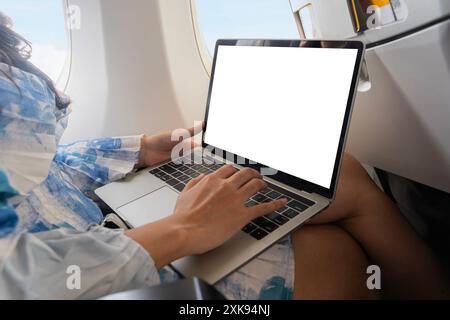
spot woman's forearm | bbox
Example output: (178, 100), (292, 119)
(136, 134), (149, 170)
(125, 215), (188, 269)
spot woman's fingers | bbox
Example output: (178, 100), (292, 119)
(187, 122), (204, 137)
(239, 177), (267, 199)
(183, 174), (206, 192)
(187, 126), (196, 137)
(248, 198), (288, 220)
(213, 164), (238, 179)
(178, 137), (198, 153)
(228, 168), (261, 189)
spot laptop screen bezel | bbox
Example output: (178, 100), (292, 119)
(202, 39), (365, 200)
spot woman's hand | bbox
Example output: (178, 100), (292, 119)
(138, 127), (198, 168)
(173, 165), (288, 256)
(126, 165), (287, 269)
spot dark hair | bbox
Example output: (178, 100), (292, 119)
(0, 11), (66, 109)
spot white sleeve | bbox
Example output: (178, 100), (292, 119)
(0, 226), (160, 300)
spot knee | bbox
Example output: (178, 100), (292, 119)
(341, 153), (370, 182)
(338, 153), (394, 219)
(340, 153), (380, 198)
(342, 153), (360, 169)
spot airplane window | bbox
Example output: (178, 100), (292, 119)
(2, 0), (68, 84)
(194, 0), (299, 56)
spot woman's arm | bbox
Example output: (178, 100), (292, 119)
(1, 164), (285, 299)
(0, 226), (160, 299)
(54, 127), (197, 202)
(54, 136), (143, 198)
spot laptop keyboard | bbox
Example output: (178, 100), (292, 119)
(149, 160), (224, 193)
(149, 158), (315, 241)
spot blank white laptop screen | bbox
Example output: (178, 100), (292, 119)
(204, 45), (358, 189)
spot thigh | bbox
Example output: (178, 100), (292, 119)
(293, 225), (380, 300)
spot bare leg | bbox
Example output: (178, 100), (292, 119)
(293, 225), (379, 300)
(293, 154), (450, 299)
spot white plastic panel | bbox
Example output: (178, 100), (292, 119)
(357, 0), (450, 44)
(289, 0), (450, 43)
(347, 19), (450, 192)
(290, 0), (356, 38)
(62, 0), (208, 143)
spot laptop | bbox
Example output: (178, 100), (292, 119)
(95, 39), (365, 284)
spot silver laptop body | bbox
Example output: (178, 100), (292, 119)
(95, 39), (365, 284)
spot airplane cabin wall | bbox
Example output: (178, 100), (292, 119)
(62, 0), (209, 143)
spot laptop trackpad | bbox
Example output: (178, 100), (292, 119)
(117, 187), (178, 228)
